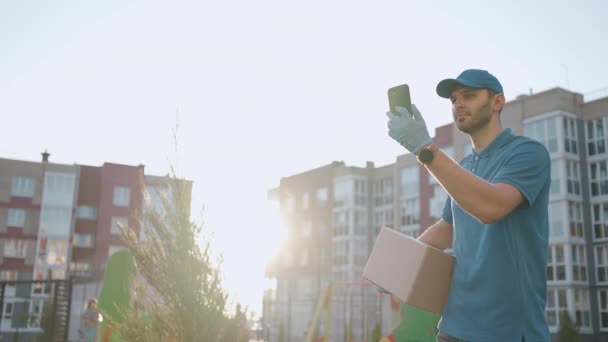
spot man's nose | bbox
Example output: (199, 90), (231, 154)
(453, 98), (465, 110)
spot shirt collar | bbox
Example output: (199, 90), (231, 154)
(472, 129), (514, 158)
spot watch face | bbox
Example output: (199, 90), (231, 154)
(419, 148), (434, 163)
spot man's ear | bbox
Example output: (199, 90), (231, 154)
(493, 93), (506, 113)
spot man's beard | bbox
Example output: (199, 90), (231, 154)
(455, 101), (493, 134)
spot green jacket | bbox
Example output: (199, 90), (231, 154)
(385, 304), (440, 342)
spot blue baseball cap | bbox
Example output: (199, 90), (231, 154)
(436, 69), (503, 98)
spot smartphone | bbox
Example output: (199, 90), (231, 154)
(388, 84), (412, 115)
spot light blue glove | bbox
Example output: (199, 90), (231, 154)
(386, 104), (432, 154)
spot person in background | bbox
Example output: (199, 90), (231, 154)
(82, 297), (101, 342)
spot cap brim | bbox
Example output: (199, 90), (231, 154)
(436, 78), (499, 98)
(436, 79), (460, 98)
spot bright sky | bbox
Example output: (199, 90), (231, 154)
(1, 0), (607, 318)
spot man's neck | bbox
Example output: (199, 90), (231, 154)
(470, 123), (504, 152)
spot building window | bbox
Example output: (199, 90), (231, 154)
(594, 204), (608, 241)
(318, 222), (327, 236)
(4, 239), (26, 258)
(547, 117), (559, 153)
(566, 161), (580, 195)
(599, 290), (608, 329)
(3, 302), (13, 320)
(574, 289), (591, 328)
(108, 246), (128, 257)
(320, 247), (326, 265)
(300, 249), (309, 266)
(563, 117), (578, 154)
(546, 288), (567, 329)
(113, 186), (130, 207)
(332, 240), (349, 266)
(302, 221), (312, 237)
(374, 209), (393, 236)
(283, 193), (294, 213)
(400, 198), (419, 237)
(430, 186), (448, 219)
(37, 238), (68, 266)
(354, 179), (367, 206)
(596, 246), (608, 284)
(11, 177), (35, 197)
(571, 245), (587, 282)
(111, 217), (128, 235)
(568, 202), (584, 238)
(354, 211), (367, 236)
(374, 211), (382, 235)
(373, 178), (393, 207)
(69, 262), (91, 277)
(301, 192), (309, 209)
(32, 270), (52, 295)
(73, 234), (94, 248)
(549, 202), (564, 238)
(0, 271), (17, 288)
(550, 161), (561, 194)
(524, 117), (559, 153)
(298, 278), (312, 297)
(40, 207), (72, 235)
(44, 173), (76, 205)
(7, 209), (25, 227)
(385, 210), (393, 227)
(29, 299), (44, 327)
(354, 239), (367, 266)
(333, 179), (351, 208)
(333, 211), (349, 236)
(547, 245), (566, 282)
(76, 206), (97, 220)
(589, 161), (608, 196)
(400, 167), (419, 198)
(587, 118), (606, 156)
(316, 188), (328, 207)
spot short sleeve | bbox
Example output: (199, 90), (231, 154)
(492, 141), (550, 207)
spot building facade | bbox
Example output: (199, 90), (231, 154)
(266, 87), (608, 342)
(0, 153), (184, 340)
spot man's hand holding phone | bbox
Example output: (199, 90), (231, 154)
(386, 104), (432, 154)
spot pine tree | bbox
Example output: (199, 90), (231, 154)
(112, 175), (239, 341)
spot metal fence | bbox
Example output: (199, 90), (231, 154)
(0, 279), (72, 342)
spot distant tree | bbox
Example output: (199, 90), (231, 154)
(37, 300), (53, 342)
(557, 311), (581, 342)
(371, 321), (382, 342)
(111, 174), (239, 341)
(13, 311), (31, 342)
(278, 320), (285, 342)
(344, 319), (352, 342)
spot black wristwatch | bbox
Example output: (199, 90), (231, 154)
(417, 144), (438, 164)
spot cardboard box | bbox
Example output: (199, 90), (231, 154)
(362, 226), (455, 314)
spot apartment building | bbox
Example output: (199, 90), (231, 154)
(0, 152), (188, 340)
(266, 87), (608, 342)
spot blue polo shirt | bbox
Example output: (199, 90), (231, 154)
(439, 129), (551, 342)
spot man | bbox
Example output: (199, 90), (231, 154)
(386, 69), (551, 342)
